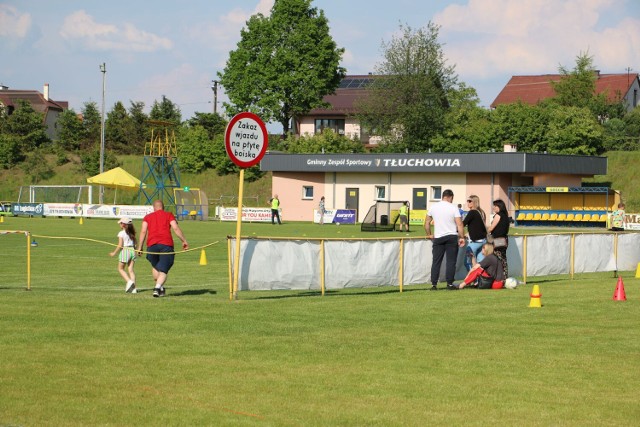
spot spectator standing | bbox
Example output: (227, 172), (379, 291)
(319, 196), (326, 225)
(398, 201), (409, 233)
(136, 200), (189, 298)
(424, 189), (465, 290)
(270, 194), (282, 225)
(487, 199), (510, 279)
(611, 202), (627, 231)
(463, 195), (487, 271)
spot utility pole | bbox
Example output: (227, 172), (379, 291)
(211, 80), (219, 115)
(99, 63), (106, 204)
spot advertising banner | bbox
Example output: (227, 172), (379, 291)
(313, 209), (357, 224)
(43, 203), (83, 217)
(12, 203), (44, 216)
(82, 204), (153, 219)
(220, 207), (279, 222)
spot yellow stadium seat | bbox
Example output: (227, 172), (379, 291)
(582, 213), (591, 221)
(590, 214), (601, 222)
(533, 213), (542, 220)
(566, 213), (574, 221)
(574, 213), (583, 221)
(541, 213), (550, 221)
(516, 212), (526, 221)
(549, 213), (558, 221)
(525, 213), (534, 220)
(557, 213), (566, 221)
(599, 213), (608, 222)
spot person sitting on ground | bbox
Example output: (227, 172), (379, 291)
(457, 242), (505, 289)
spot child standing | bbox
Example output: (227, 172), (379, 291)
(110, 217), (137, 293)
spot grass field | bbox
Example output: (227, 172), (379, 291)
(1, 216), (640, 426)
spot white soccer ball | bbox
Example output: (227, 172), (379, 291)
(505, 277), (518, 289)
(335, 222), (340, 226)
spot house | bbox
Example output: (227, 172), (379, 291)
(491, 72), (640, 112)
(0, 83), (68, 140)
(293, 75), (375, 145)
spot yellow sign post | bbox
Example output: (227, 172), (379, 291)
(224, 112), (268, 300)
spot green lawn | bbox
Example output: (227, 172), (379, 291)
(1, 217), (639, 426)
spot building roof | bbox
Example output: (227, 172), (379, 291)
(261, 152), (607, 175)
(307, 75), (374, 116)
(491, 72), (639, 108)
(0, 89), (67, 114)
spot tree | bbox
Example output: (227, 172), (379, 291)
(105, 101), (136, 154)
(356, 22), (460, 152)
(491, 102), (550, 153)
(56, 108), (83, 151)
(219, 0), (345, 136)
(3, 99), (50, 152)
(178, 126), (216, 173)
(80, 102), (102, 151)
(283, 128), (365, 154)
(150, 95), (181, 124)
(550, 51), (625, 121)
(543, 106), (604, 155)
(185, 112), (226, 139)
(128, 101), (149, 154)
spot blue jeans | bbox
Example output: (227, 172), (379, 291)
(465, 239), (486, 271)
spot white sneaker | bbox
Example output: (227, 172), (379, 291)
(131, 288), (138, 294)
(125, 281), (135, 293)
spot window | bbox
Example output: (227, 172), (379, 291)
(431, 186), (442, 200)
(302, 186), (314, 199)
(375, 186), (386, 200)
(315, 118), (345, 135)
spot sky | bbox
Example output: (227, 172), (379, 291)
(2, 0), (639, 133)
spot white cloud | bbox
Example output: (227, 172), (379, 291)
(0, 4), (31, 38)
(433, 0), (639, 78)
(186, 0), (274, 56)
(59, 10), (172, 52)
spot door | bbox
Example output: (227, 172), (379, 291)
(412, 188), (427, 210)
(345, 187), (359, 220)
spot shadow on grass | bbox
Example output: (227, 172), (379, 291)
(253, 286), (428, 300)
(168, 288), (217, 297)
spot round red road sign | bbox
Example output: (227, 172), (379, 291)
(224, 112), (268, 168)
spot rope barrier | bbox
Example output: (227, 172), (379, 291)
(30, 234), (219, 255)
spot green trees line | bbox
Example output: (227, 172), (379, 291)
(1, 0), (639, 185)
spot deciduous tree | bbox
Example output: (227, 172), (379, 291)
(219, 0), (345, 136)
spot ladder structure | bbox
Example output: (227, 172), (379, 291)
(138, 120), (181, 207)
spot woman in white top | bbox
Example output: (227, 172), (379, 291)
(109, 217), (138, 293)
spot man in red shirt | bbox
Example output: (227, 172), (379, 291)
(137, 200), (189, 297)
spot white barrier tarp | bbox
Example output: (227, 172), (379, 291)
(324, 240), (400, 288)
(230, 233), (640, 291)
(237, 239), (320, 291)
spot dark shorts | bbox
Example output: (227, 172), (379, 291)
(146, 244), (175, 274)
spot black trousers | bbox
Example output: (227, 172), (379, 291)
(430, 235), (459, 286)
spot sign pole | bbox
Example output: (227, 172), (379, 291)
(232, 169), (245, 300)
(224, 112), (269, 301)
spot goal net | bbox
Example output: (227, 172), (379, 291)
(361, 200), (408, 232)
(18, 185), (93, 204)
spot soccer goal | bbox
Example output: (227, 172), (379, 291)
(361, 200), (408, 232)
(174, 188), (209, 220)
(17, 185), (93, 204)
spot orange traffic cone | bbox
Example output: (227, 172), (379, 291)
(613, 276), (626, 301)
(529, 284), (542, 308)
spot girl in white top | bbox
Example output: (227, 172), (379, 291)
(109, 217), (137, 293)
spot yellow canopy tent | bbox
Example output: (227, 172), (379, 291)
(87, 167), (145, 204)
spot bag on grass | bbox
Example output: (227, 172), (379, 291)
(477, 275), (494, 289)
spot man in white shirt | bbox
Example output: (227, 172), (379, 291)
(424, 189), (465, 290)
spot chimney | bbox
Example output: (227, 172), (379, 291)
(43, 83), (49, 101)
